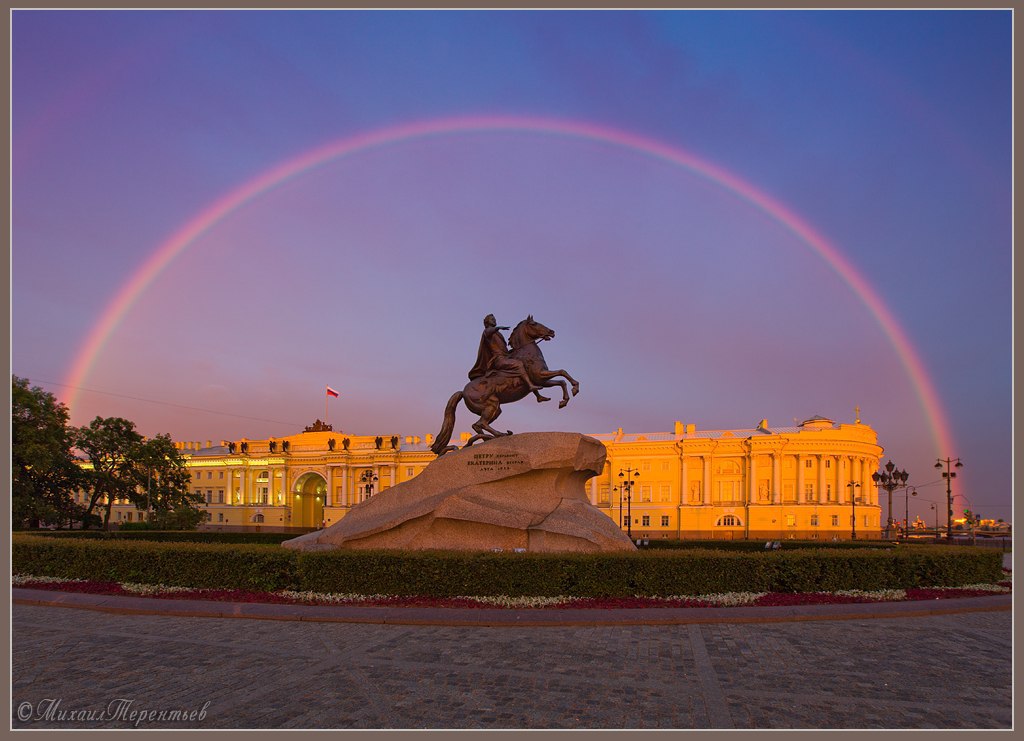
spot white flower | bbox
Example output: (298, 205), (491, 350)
(12, 575), (1011, 608)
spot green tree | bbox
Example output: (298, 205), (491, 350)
(75, 416), (147, 529)
(135, 433), (205, 530)
(11, 376), (84, 528)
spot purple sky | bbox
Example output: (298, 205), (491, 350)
(12, 10), (1011, 526)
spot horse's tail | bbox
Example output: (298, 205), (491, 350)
(430, 391), (463, 456)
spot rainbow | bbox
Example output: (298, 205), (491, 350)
(62, 114), (955, 455)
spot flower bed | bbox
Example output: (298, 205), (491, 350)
(12, 574), (1010, 610)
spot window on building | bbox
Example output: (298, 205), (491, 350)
(864, 515), (870, 527)
(810, 514), (819, 527)
(640, 485), (652, 502)
(406, 467), (414, 477)
(126, 512), (132, 521)
(207, 471), (213, 479)
(831, 515), (839, 527)
(219, 471), (224, 479)
(641, 515), (650, 526)
(642, 462), (651, 471)
(217, 513), (224, 523)
(805, 460), (813, 469)
(825, 459), (831, 469)
(826, 484), (832, 498)
(598, 484), (610, 505)
(661, 515), (670, 527)
(205, 491), (212, 504)
(194, 471), (201, 480)
(659, 484), (671, 502)
(786, 514), (796, 527)
(716, 515), (741, 527)
(217, 490), (224, 504)
(718, 480), (740, 503)
(805, 484), (814, 498)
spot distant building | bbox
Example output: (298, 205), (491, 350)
(79, 414), (885, 540)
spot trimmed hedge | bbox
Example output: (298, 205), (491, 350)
(12, 535), (1003, 597)
(22, 530), (306, 545)
(12, 536), (296, 591)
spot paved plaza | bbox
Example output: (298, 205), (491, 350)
(11, 601), (1012, 729)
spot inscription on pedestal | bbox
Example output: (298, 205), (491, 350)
(466, 452), (526, 473)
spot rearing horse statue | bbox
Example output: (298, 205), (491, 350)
(430, 316), (580, 456)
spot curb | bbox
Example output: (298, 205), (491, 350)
(12, 588), (1012, 627)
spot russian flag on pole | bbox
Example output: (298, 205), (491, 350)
(326, 386), (340, 398)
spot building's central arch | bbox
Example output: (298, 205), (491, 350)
(292, 472), (326, 529)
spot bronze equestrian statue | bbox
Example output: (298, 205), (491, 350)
(430, 315), (579, 456)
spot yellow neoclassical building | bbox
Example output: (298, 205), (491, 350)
(92, 414), (885, 540)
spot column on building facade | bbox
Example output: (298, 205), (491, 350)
(868, 456), (876, 503)
(818, 455), (827, 504)
(848, 458), (858, 504)
(326, 466), (334, 507)
(838, 456), (848, 507)
(772, 452), (781, 504)
(839, 456), (847, 503)
(860, 459), (868, 504)
(589, 477), (597, 505)
(680, 452), (689, 504)
(391, 463), (398, 492)
(373, 465), (381, 500)
(339, 464), (348, 506)
(797, 454), (805, 504)
(240, 469), (248, 506)
(702, 455), (712, 505)
(855, 458), (863, 503)
(677, 450), (688, 536)
(748, 450), (757, 505)
(860, 458), (870, 504)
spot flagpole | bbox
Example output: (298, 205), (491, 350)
(325, 393), (329, 426)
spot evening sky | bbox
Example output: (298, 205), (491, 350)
(11, 9), (1011, 524)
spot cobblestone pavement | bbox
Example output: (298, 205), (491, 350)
(12, 604), (1011, 729)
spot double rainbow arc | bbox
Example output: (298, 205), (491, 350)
(62, 114), (954, 456)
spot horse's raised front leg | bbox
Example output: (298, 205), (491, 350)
(535, 371), (576, 408)
(550, 368), (580, 397)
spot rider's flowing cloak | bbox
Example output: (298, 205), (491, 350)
(468, 327), (504, 380)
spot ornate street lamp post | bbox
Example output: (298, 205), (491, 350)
(359, 469), (378, 502)
(935, 457), (963, 541)
(872, 460), (908, 540)
(848, 481), (861, 540)
(903, 486), (917, 540)
(616, 468), (640, 540)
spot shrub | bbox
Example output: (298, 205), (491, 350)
(12, 536), (1002, 598)
(24, 530), (303, 545)
(12, 535), (297, 591)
